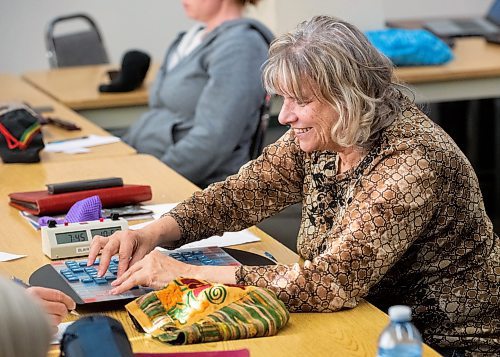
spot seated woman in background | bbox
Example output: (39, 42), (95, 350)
(124, 0), (273, 187)
(91, 16), (499, 356)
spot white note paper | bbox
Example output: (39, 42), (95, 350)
(44, 135), (120, 154)
(0, 251), (27, 262)
(51, 321), (74, 344)
(129, 203), (260, 248)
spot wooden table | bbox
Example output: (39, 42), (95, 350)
(22, 38), (500, 106)
(0, 154), (439, 356)
(23, 64), (159, 130)
(0, 74), (136, 162)
(394, 37), (500, 103)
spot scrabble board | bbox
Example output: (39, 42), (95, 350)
(31, 246), (242, 306)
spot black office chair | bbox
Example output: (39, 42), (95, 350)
(249, 94), (272, 160)
(45, 13), (109, 68)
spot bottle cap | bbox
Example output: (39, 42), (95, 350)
(388, 305), (412, 322)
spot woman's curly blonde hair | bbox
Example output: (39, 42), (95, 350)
(263, 15), (405, 150)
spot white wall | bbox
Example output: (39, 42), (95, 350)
(383, 0), (491, 20)
(0, 0), (193, 74)
(0, 0), (495, 74)
(248, 0), (385, 35)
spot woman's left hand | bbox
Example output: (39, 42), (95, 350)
(110, 249), (195, 294)
(26, 286), (76, 331)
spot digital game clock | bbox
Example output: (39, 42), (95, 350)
(41, 216), (128, 259)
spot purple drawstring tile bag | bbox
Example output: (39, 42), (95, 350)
(38, 195), (102, 226)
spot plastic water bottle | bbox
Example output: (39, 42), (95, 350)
(377, 305), (423, 357)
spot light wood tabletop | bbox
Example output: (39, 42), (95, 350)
(391, 37), (500, 103)
(23, 64), (159, 110)
(0, 73), (136, 162)
(0, 154), (439, 356)
(21, 38), (500, 105)
(395, 37), (500, 83)
(0, 155), (297, 281)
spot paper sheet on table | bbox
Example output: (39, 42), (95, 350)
(51, 321), (74, 344)
(44, 135), (120, 154)
(142, 203), (179, 219)
(130, 203), (260, 248)
(0, 251), (26, 262)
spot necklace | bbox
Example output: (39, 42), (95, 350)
(335, 150), (365, 175)
(333, 152), (368, 224)
(334, 171), (363, 225)
(310, 147), (375, 234)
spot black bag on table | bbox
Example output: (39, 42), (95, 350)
(60, 315), (133, 357)
(0, 103), (44, 163)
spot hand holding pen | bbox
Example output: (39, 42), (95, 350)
(11, 277), (78, 328)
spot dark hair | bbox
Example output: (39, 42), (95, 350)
(238, 0), (262, 6)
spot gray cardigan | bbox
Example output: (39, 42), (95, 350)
(124, 19), (273, 187)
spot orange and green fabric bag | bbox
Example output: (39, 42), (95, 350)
(125, 278), (289, 345)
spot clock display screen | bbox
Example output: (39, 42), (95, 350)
(90, 226), (122, 238)
(55, 230), (89, 245)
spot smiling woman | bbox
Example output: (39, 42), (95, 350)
(89, 16), (499, 356)
(262, 19), (403, 161)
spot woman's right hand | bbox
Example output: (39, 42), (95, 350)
(87, 228), (158, 277)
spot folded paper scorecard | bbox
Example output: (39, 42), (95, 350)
(9, 184), (152, 215)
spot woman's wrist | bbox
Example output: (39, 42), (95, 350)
(188, 265), (238, 285)
(142, 215), (181, 248)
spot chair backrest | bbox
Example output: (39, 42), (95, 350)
(45, 13), (109, 68)
(249, 94), (272, 160)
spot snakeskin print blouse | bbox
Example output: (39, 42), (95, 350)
(168, 100), (499, 354)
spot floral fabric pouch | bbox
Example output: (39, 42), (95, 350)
(125, 278), (290, 345)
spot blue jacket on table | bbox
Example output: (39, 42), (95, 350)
(124, 18), (273, 187)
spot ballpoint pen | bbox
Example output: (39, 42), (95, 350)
(47, 136), (88, 144)
(10, 276), (80, 316)
(263, 251), (278, 263)
(10, 276), (30, 288)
